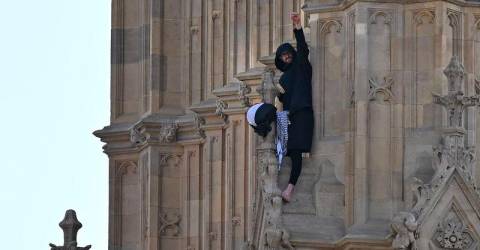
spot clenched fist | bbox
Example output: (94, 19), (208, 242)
(291, 12), (301, 29)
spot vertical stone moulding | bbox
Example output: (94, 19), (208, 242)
(345, 10), (356, 227)
(366, 8), (395, 223)
(367, 75), (395, 221)
(316, 18), (343, 139)
(474, 14), (480, 185)
(413, 9), (436, 129)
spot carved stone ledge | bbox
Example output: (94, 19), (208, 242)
(93, 123), (137, 155)
(95, 113), (209, 155)
(212, 81), (252, 116)
(176, 113), (207, 141)
(189, 99), (227, 130)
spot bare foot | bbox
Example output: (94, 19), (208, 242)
(282, 184), (295, 202)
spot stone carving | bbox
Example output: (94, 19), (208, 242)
(117, 160), (137, 176)
(239, 82), (251, 107)
(190, 25), (199, 35)
(159, 122), (178, 143)
(256, 68), (277, 98)
(433, 210), (474, 249)
(257, 69), (293, 250)
(368, 75), (394, 102)
(447, 9), (462, 58)
(413, 9), (435, 25)
(369, 9), (393, 25)
(212, 10), (222, 20)
(392, 57), (480, 250)
(159, 153), (182, 168)
(447, 9), (461, 29)
(232, 216), (241, 226)
(215, 100), (227, 119)
(444, 56), (466, 92)
(474, 78), (480, 95)
(49, 210), (92, 250)
(159, 212), (181, 236)
(304, 13), (311, 28)
(242, 241), (255, 250)
(432, 133), (475, 175)
(433, 57), (480, 128)
(208, 231), (218, 240)
(429, 57), (479, 188)
(391, 212), (418, 250)
(475, 15), (480, 29)
(411, 177), (432, 216)
(319, 19), (342, 35)
(193, 113), (206, 138)
(130, 127), (146, 145)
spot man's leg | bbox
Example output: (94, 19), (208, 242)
(282, 150), (302, 202)
(289, 150), (303, 185)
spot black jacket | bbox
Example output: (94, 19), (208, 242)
(275, 28), (312, 115)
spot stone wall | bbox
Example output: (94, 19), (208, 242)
(95, 0), (480, 249)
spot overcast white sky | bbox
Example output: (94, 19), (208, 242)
(0, 1), (110, 248)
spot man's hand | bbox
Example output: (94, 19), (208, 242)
(291, 12), (301, 29)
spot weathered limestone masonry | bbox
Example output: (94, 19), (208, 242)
(94, 0), (480, 249)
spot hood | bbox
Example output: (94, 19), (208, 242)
(275, 43), (296, 72)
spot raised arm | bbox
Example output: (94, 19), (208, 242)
(291, 13), (309, 58)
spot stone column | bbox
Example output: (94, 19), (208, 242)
(256, 69), (293, 250)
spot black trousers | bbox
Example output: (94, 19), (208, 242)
(289, 150), (302, 185)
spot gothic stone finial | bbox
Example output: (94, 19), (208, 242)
(433, 57), (480, 129)
(49, 210), (91, 250)
(444, 56), (465, 92)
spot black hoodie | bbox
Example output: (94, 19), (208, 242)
(275, 28), (313, 115)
